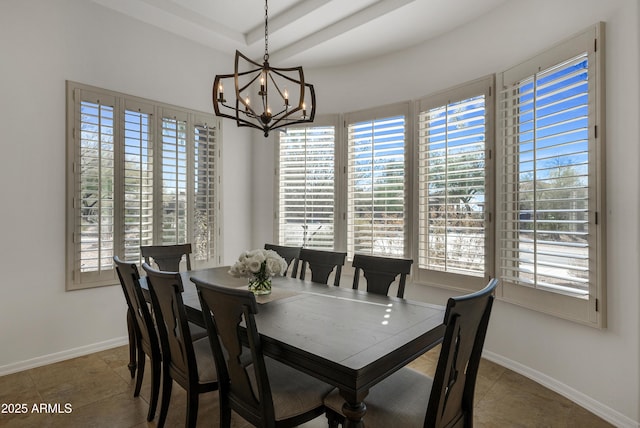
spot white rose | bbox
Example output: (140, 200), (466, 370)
(265, 257), (282, 276)
(247, 259), (262, 273)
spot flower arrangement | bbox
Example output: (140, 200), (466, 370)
(228, 249), (287, 295)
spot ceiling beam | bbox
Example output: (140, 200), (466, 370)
(245, 0), (334, 46)
(269, 0), (416, 63)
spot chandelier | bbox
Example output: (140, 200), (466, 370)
(212, 0), (316, 137)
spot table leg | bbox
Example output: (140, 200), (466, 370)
(340, 391), (367, 428)
(126, 308), (137, 378)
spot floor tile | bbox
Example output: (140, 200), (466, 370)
(0, 345), (614, 427)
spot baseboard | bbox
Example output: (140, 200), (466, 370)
(0, 337), (129, 377)
(483, 350), (639, 428)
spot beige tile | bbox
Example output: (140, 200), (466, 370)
(0, 371), (37, 399)
(29, 354), (130, 409)
(94, 344), (133, 371)
(474, 370), (614, 428)
(0, 345), (613, 428)
(567, 406), (614, 428)
(407, 345), (440, 376)
(47, 391), (147, 428)
(0, 409), (55, 428)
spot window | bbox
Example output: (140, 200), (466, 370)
(346, 103), (409, 259)
(276, 117), (337, 250)
(271, 24), (605, 326)
(416, 78), (495, 291)
(66, 82), (220, 290)
(496, 23), (605, 327)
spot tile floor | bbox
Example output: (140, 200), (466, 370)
(0, 345), (613, 427)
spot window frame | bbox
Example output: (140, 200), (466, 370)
(271, 23), (606, 327)
(65, 81), (222, 291)
(413, 76), (496, 293)
(495, 23), (606, 327)
(273, 115), (340, 250)
(344, 102), (412, 261)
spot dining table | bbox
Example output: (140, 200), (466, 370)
(142, 266), (446, 428)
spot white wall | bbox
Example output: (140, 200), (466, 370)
(1, 0), (638, 426)
(253, 0), (640, 425)
(0, 0), (253, 370)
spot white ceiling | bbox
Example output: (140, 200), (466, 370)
(91, 0), (509, 67)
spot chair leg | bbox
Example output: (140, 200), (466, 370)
(133, 346), (145, 397)
(220, 392), (232, 428)
(220, 408), (231, 428)
(186, 391), (199, 428)
(126, 309), (137, 378)
(156, 372), (173, 428)
(326, 408), (343, 428)
(146, 356), (161, 421)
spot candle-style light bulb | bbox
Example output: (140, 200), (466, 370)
(218, 82), (224, 102)
(302, 102), (307, 117)
(245, 96), (250, 111)
(284, 89), (289, 107)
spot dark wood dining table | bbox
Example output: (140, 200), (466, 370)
(144, 266), (445, 428)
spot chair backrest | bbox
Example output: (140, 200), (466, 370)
(264, 243), (301, 277)
(298, 248), (347, 286)
(351, 254), (413, 298)
(193, 278), (276, 425)
(113, 256), (160, 357)
(142, 263), (198, 387)
(141, 243), (192, 271)
(424, 278), (498, 428)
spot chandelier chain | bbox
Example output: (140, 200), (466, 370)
(264, 0), (269, 61)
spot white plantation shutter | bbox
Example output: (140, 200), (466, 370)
(159, 111), (189, 245)
(122, 100), (154, 262)
(277, 124), (335, 250)
(497, 24), (605, 326)
(418, 90), (490, 278)
(192, 116), (217, 261)
(499, 54), (591, 295)
(67, 82), (220, 290)
(346, 105), (408, 259)
(76, 92), (116, 283)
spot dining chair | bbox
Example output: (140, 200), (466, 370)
(192, 277), (334, 428)
(142, 263), (219, 428)
(141, 243), (192, 271)
(264, 243), (302, 277)
(114, 256), (161, 422)
(351, 254), (413, 298)
(324, 278), (499, 428)
(297, 248), (347, 286)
